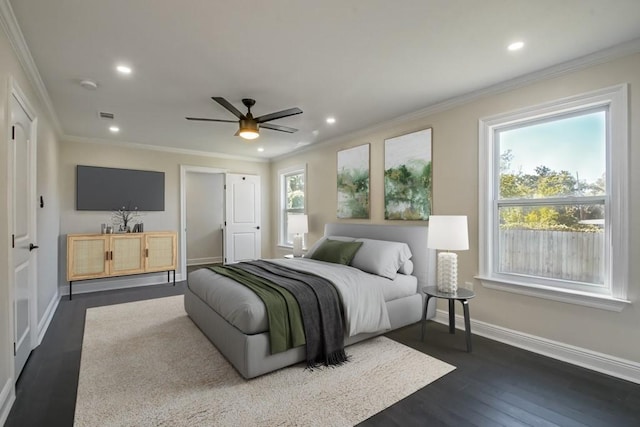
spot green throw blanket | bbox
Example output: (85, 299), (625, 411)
(209, 264), (306, 353)
(209, 260), (348, 368)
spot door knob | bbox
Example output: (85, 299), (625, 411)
(255, 226), (260, 230)
(29, 243), (39, 251)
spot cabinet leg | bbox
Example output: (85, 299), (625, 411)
(173, 270), (176, 286)
(69, 281), (73, 300)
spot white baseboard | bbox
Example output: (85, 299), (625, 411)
(187, 256), (222, 266)
(0, 377), (15, 427)
(61, 272), (185, 296)
(37, 290), (60, 345)
(434, 309), (640, 384)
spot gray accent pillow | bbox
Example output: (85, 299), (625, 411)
(309, 239), (363, 265)
(350, 238), (412, 279)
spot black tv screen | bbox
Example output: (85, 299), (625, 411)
(76, 165), (165, 211)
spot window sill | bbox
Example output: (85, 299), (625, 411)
(476, 275), (631, 312)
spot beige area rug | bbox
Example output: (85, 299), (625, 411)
(75, 296), (455, 427)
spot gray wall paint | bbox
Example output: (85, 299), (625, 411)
(186, 172), (224, 264)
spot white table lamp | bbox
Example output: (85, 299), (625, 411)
(288, 214), (308, 257)
(427, 215), (469, 293)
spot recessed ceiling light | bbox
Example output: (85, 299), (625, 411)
(257, 147), (264, 152)
(116, 65), (132, 75)
(508, 41), (524, 51)
(109, 126), (120, 133)
(326, 117), (336, 124)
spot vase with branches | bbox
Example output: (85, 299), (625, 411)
(111, 204), (140, 232)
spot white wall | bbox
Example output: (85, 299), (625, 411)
(271, 52), (640, 366)
(186, 172), (224, 265)
(0, 20), (61, 423)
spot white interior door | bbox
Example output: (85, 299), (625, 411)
(224, 174), (261, 264)
(10, 91), (37, 379)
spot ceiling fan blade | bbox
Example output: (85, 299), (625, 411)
(186, 117), (237, 123)
(260, 123), (298, 133)
(211, 97), (245, 119)
(255, 107), (303, 123)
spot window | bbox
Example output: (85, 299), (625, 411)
(478, 85), (629, 311)
(279, 165), (306, 247)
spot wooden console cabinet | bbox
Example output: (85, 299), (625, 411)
(66, 231), (177, 299)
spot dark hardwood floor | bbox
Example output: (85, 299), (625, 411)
(5, 281), (640, 427)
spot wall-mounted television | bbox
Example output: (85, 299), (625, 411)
(76, 165), (165, 211)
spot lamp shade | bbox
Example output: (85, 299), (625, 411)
(427, 215), (469, 251)
(288, 214), (308, 235)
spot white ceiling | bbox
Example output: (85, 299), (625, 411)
(7, 0), (640, 159)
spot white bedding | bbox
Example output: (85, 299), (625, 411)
(270, 258), (390, 336)
(380, 272), (417, 301)
(187, 258), (417, 337)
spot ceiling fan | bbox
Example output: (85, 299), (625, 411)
(186, 97), (303, 140)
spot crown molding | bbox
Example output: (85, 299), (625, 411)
(63, 135), (269, 163)
(274, 37), (640, 162)
(0, 0), (63, 136)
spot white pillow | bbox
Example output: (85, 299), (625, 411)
(398, 259), (414, 275)
(305, 235), (356, 258)
(350, 238), (412, 279)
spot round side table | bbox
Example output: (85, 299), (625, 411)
(421, 286), (476, 352)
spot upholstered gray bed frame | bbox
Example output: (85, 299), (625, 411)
(184, 223), (436, 379)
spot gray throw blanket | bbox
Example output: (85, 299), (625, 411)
(235, 260), (349, 368)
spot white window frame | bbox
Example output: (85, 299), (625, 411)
(278, 164), (307, 247)
(477, 84), (630, 311)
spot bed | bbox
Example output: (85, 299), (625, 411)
(184, 222), (436, 379)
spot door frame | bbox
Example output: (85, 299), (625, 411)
(179, 165), (228, 280)
(6, 76), (39, 380)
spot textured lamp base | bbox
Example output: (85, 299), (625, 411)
(292, 234), (303, 257)
(436, 252), (458, 293)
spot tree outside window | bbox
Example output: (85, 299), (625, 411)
(496, 109), (606, 286)
(479, 85), (629, 309)
(279, 166), (306, 246)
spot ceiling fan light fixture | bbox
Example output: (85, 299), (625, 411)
(187, 97), (302, 139)
(237, 119), (259, 140)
